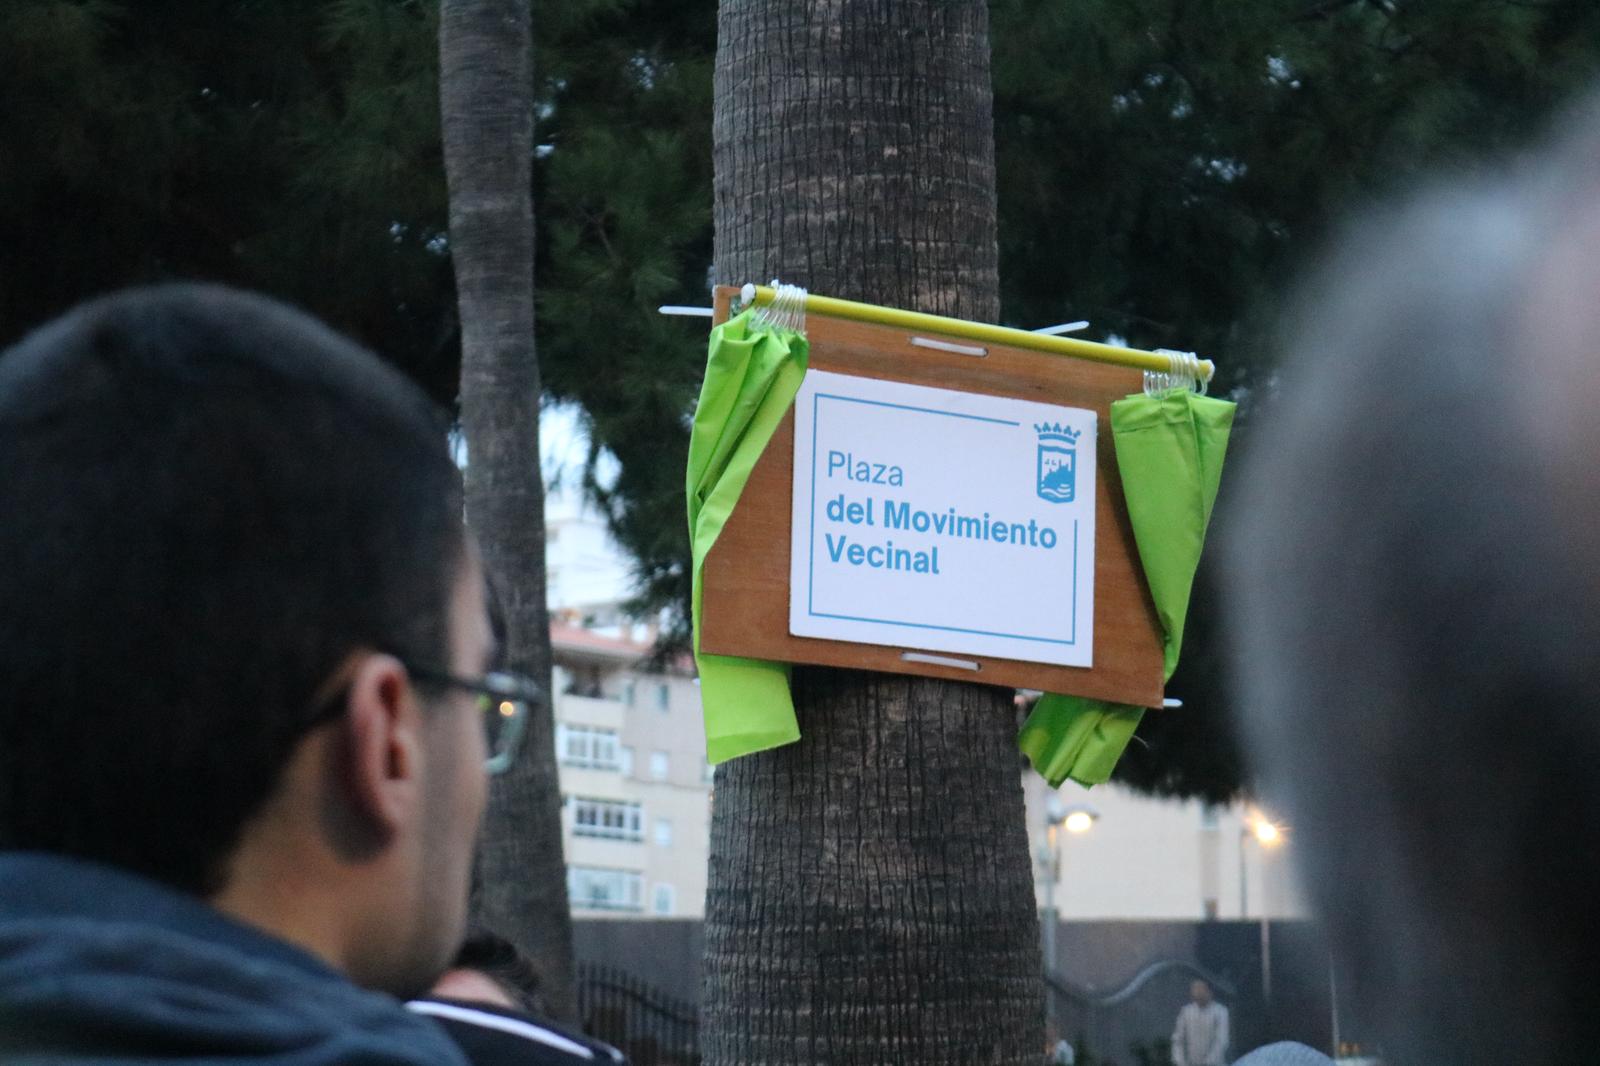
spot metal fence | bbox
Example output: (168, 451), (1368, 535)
(577, 962), (701, 1066)
(574, 959), (1213, 1066)
(1046, 960), (1237, 1066)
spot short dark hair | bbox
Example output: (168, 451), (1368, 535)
(450, 926), (543, 1012)
(1226, 98), (1600, 1065)
(0, 284), (465, 895)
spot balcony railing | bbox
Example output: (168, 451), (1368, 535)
(573, 824), (643, 842)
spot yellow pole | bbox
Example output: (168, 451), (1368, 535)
(738, 283), (1215, 383)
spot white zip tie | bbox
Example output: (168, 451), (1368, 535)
(910, 336), (988, 357)
(900, 651), (983, 672)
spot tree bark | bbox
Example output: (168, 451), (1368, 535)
(439, 0), (575, 1022)
(704, 3), (1042, 1062)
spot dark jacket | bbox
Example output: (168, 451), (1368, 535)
(0, 852), (468, 1066)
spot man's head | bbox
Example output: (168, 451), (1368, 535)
(1189, 980), (1212, 1008)
(1226, 95), (1600, 1065)
(0, 284), (488, 995)
(428, 926), (544, 1014)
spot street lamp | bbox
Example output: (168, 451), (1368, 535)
(1062, 809), (1096, 835)
(1239, 809), (1286, 1002)
(1237, 809), (1284, 916)
(1040, 799), (1099, 976)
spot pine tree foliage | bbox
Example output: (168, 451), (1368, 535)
(0, 0), (458, 396)
(531, 0), (716, 632)
(0, 0), (715, 635)
(993, 0), (1600, 391)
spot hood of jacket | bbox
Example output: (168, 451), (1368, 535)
(0, 852), (467, 1066)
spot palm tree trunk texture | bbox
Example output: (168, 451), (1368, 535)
(704, 2), (1043, 1062)
(439, 0), (575, 1023)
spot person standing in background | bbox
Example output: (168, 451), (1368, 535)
(1172, 979), (1230, 1066)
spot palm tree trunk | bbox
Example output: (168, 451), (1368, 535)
(439, 0), (575, 1023)
(703, 2), (1043, 1062)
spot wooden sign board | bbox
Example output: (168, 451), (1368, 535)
(699, 286), (1165, 707)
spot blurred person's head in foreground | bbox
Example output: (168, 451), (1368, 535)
(0, 285), (491, 1015)
(1232, 1044), (1332, 1066)
(1227, 93), (1600, 1066)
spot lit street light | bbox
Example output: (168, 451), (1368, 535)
(1238, 810), (1285, 916)
(1239, 809), (1286, 1002)
(1040, 799), (1099, 976)
(1062, 809), (1096, 835)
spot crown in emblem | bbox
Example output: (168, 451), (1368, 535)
(1034, 422), (1081, 446)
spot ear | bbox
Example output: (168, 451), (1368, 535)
(341, 653), (425, 842)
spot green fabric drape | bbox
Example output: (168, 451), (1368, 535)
(687, 310), (810, 764)
(1018, 389), (1236, 788)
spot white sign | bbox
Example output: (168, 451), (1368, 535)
(789, 369), (1096, 667)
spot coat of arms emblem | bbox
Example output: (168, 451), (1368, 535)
(1035, 423), (1081, 503)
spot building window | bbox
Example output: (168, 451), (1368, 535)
(568, 867), (643, 912)
(656, 683), (670, 711)
(1200, 803), (1220, 830)
(654, 818), (673, 847)
(652, 883), (676, 916)
(623, 680), (636, 707)
(564, 665), (603, 698)
(558, 726), (621, 771)
(649, 751), (669, 781)
(619, 746), (634, 777)
(571, 798), (643, 841)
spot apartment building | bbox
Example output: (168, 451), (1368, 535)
(1021, 771), (1308, 922)
(551, 623), (711, 919)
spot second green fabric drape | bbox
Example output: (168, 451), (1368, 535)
(1018, 389), (1235, 788)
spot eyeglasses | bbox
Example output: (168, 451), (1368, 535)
(305, 658), (539, 776)
(407, 666), (538, 775)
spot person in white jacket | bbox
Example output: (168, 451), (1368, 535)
(1171, 980), (1229, 1066)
